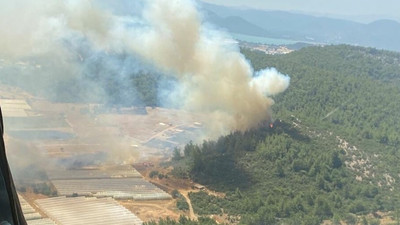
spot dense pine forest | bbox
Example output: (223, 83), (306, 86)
(148, 45), (400, 225)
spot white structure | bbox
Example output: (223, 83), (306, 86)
(35, 196), (143, 225)
(51, 178), (171, 200)
(18, 194), (56, 225)
(0, 99), (31, 117)
(48, 166), (171, 200)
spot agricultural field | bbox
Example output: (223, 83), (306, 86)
(0, 83), (206, 223)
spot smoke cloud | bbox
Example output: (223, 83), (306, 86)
(0, 0), (290, 137)
(124, 0), (290, 135)
(250, 68), (291, 96)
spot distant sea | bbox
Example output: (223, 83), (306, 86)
(230, 33), (299, 45)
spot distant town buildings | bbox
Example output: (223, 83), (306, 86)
(240, 42), (294, 55)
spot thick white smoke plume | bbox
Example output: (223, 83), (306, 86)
(124, 0), (290, 135)
(250, 68), (291, 96)
(0, 0), (290, 136)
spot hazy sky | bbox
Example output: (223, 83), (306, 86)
(199, 0), (400, 23)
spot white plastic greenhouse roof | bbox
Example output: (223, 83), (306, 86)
(35, 196), (143, 225)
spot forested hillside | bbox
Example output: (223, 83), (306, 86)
(151, 45), (400, 224)
(247, 45), (400, 147)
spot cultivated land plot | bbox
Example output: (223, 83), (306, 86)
(120, 200), (182, 222)
(35, 196), (143, 225)
(4, 116), (70, 130)
(47, 165), (142, 180)
(1, 85), (207, 222)
(97, 107), (204, 141)
(2, 91), (205, 161)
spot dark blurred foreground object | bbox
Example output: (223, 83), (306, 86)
(0, 107), (26, 225)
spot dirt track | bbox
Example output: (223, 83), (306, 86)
(120, 200), (182, 222)
(180, 190), (197, 220)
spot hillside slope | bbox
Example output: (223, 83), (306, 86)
(161, 45), (400, 225)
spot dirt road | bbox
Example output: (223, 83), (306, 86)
(180, 190), (197, 220)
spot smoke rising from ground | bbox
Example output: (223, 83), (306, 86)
(125, 0), (290, 134)
(0, 0), (290, 137)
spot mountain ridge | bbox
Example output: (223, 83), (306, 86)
(200, 2), (400, 51)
